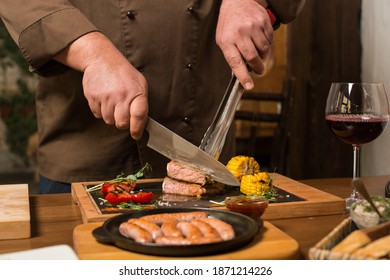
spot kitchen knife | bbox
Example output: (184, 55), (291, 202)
(145, 117), (239, 186)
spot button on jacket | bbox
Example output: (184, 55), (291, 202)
(0, 0), (305, 182)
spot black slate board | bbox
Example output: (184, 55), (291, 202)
(87, 181), (305, 215)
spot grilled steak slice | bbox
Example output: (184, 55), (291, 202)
(162, 176), (224, 197)
(162, 177), (204, 196)
(166, 160), (213, 186)
(160, 193), (200, 202)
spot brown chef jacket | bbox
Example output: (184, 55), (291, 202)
(0, 0), (305, 182)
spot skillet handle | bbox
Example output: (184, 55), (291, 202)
(92, 226), (114, 244)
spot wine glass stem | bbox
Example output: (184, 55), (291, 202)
(352, 144), (361, 179)
(351, 144), (362, 203)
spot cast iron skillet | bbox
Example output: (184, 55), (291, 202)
(92, 207), (259, 257)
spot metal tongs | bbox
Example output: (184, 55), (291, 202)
(199, 74), (245, 159)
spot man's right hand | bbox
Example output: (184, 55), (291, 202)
(216, 0), (274, 91)
(54, 32), (148, 140)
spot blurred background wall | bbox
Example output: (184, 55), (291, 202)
(361, 0), (390, 176)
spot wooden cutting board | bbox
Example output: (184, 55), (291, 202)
(73, 221), (299, 260)
(0, 184), (30, 239)
(71, 173), (344, 223)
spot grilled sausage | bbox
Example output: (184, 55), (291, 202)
(119, 222), (153, 243)
(155, 236), (191, 245)
(200, 217), (235, 241)
(190, 220), (221, 239)
(128, 218), (162, 240)
(161, 218), (182, 237)
(176, 221), (203, 238)
(171, 211), (209, 222)
(119, 212), (233, 245)
(155, 236), (222, 245)
(140, 211), (208, 224)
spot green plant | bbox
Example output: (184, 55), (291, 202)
(0, 21), (31, 77)
(1, 80), (37, 165)
(0, 20), (37, 165)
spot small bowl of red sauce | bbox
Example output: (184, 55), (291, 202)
(224, 196), (269, 219)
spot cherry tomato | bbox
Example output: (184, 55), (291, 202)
(118, 181), (137, 192)
(101, 182), (114, 195)
(101, 181), (136, 195)
(130, 192), (153, 204)
(105, 192), (132, 205)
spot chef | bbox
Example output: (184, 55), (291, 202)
(0, 0), (306, 193)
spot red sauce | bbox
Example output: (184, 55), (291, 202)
(225, 196), (268, 218)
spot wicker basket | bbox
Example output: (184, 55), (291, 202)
(309, 217), (380, 260)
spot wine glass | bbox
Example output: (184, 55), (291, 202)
(325, 83), (390, 209)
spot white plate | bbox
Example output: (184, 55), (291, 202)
(0, 245), (78, 260)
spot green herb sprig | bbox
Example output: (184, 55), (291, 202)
(86, 163), (152, 193)
(116, 201), (157, 210)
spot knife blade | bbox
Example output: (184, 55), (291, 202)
(145, 117), (239, 186)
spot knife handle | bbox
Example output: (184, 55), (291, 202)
(200, 76), (245, 159)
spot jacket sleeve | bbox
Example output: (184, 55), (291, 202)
(0, 0), (98, 76)
(267, 0), (306, 24)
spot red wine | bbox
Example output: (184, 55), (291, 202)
(325, 114), (389, 145)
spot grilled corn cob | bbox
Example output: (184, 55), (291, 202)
(226, 155), (260, 181)
(226, 156), (273, 196)
(240, 171), (272, 195)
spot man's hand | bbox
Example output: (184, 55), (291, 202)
(216, 0), (274, 90)
(54, 32), (148, 140)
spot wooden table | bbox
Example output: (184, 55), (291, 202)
(0, 175), (388, 259)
